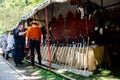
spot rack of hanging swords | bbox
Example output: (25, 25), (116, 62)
(40, 0), (97, 77)
(41, 8), (96, 77)
(41, 37), (93, 76)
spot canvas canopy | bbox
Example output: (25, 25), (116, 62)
(21, 0), (120, 21)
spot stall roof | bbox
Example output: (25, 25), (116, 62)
(21, 0), (120, 21)
(22, 0), (68, 20)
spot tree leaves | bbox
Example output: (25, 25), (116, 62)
(0, 0), (44, 34)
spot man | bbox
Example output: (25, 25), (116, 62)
(13, 24), (26, 66)
(26, 21), (42, 68)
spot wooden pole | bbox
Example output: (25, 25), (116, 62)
(45, 7), (52, 70)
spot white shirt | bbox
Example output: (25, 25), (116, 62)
(0, 33), (8, 51)
(6, 35), (14, 51)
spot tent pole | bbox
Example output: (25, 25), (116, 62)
(45, 7), (52, 70)
(100, 0), (103, 8)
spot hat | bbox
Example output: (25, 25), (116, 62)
(30, 21), (39, 25)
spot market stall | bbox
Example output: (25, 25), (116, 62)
(18, 0), (120, 73)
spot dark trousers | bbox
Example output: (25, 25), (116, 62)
(13, 45), (24, 65)
(30, 40), (41, 66)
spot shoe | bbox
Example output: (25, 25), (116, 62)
(8, 56), (11, 58)
(32, 66), (35, 68)
(6, 56), (10, 60)
(15, 64), (21, 67)
(6, 57), (8, 60)
(39, 62), (42, 65)
(2, 54), (5, 58)
(39, 63), (42, 66)
(19, 61), (24, 65)
(39, 63), (45, 67)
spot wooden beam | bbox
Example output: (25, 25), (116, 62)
(86, 0), (102, 9)
(25, 59), (76, 80)
(104, 2), (120, 8)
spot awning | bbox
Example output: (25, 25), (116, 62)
(21, 0), (120, 21)
(22, 0), (68, 20)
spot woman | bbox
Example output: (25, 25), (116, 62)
(13, 24), (26, 67)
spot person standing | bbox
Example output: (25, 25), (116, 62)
(1, 31), (9, 58)
(13, 24), (26, 66)
(26, 21), (42, 68)
(5, 30), (14, 60)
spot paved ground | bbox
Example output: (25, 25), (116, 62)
(0, 53), (43, 80)
(11, 58), (43, 80)
(0, 56), (26, 80)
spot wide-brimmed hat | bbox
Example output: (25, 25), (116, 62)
(30, 21), (39, 25)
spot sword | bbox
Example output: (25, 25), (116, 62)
(58, 44), (64, 65)
(84, 37), (89, 73)
(81, 38), (85, 70)
(69, 42), (76, 71)
(51, 44), (56, 62)
(64, 44), (72, 70)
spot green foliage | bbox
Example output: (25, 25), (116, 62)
(38, 68), (67, 80)
(0, 0), (44, 34)
(10, 0), (26, 8)
(0, 0), (5, 3)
